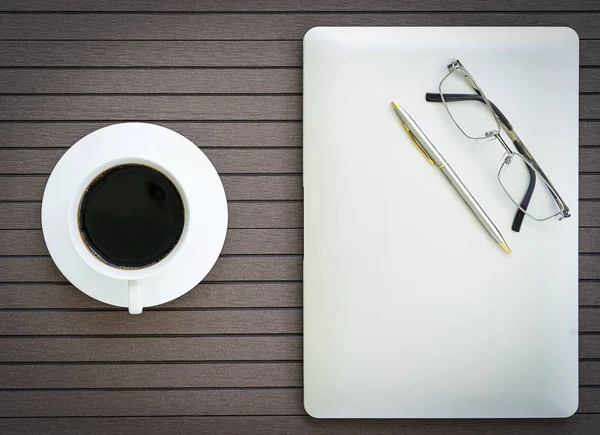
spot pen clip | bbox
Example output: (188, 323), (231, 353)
(401, 122), (434, 165)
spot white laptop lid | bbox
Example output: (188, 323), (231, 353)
(303, 27), (579, 418)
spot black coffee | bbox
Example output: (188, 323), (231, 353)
(78, 164), (185, 269)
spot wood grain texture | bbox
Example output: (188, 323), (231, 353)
(2, 334), (598, 363)
(2, 0), (598, 12)
(0, 0), (596, 430)
(0, 362), (303, 389)
(7, 147), (600, 174)
(0, 389), (304, 417)
(0, 121), (302, 148)
(0, 41), (303, 67)
(12, 307), (600, 336)
(0, 119), (593, 149)
(0, 68), (301, 94)
(0, 95), (302, 121)
(580, 282), (600, 306)
(0, 256), (303, 283)
(579, 256), (600, 280)
(5, 387), (600, 417)
(0, 40), (599, 68)
(0, 336), (303, 362)
(0, 149), (302, 174)
(2, 415), (600, 435)
(16, 92), (600, 123)
(0, 13), (598, 40)
(0, 228), (303, 256)
(1, 67), (599, 94)
(0, 282), (303, 309)
(0, 202), (304, 230)
(0, 175), (303, 201)
(6, 359), (600, 388)
(6, 226), (600, 256)
(0, 310), (303, 335)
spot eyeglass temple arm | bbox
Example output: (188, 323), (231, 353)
(425, 93), (570, 220)
(426, 92), (532, 231)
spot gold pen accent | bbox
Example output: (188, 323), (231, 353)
(438, 161), (447, 169)
(499, 241), (512, 255)
(392, 102), (434, 165)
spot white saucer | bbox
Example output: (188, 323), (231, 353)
(41, 123), (228, 309)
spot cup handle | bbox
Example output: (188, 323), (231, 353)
(128, 280), (143, 315)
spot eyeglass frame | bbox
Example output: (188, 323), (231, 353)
(425, 59), (570, 231)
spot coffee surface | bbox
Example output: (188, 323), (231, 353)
(79, 164), (185, 268)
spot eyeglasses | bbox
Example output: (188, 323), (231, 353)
(425, 59), (570, 232)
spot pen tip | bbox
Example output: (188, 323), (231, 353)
(391, 101), (399, 109)
(499, 241), (512, 255)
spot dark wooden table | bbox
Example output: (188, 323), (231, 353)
(0, 1), (599, 433)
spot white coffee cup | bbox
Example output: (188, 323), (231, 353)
(42, 123), (228, 314)
(66, 158), (188, 314)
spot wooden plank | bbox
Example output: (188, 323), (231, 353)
(1, 173), (591, 201)
(581, 202), (600, 227)
(0, 68), (301, 94)
(0, 228), (303, 255)
(9, 307), (600, 336)
(0, 41), (599, 68)
(4, 225), (599, 256)
(0, 41), (303, 67)
(0, 309), (302, 336)
(3, 359), (600, 389)
(0, 13), (598, 40)
(0, 95), (302, 121)
(0, 202), (304, 230)
(0, 333), (596, 362)
(0, 362), (303, 389)
(580, 308), (600, 332)
(0, 120), (589, 150)
(0, 67), (596, 94)
(0, 389), (304, 417)
(7, 146), (600, 174)
(1, 0), (598, 12)
(581, 334), (600, 358)
(229, 202), (303, 229)
(581, 122), (600, 146)
(581, 388), (600, 413)
(0, 175), (303, 201)
(581, 361), (600, 386)
(0, 336), (303, 362)
(1, 278), (596, 310)
(1, 387), (598, 417)
(580, 281), (600, 306)
(582, 41), (600, 67)
(0, 359), (597, 392)
(2, 415), (600, 435)
(0, 256), (303, 283)
(582, 68), (600, 93)
(581, 95), (598, 120)
(580, 228), (600, 253)
(580, 255), (600, 280)
(2, 279), (594, 311)
(0, 149), (302, 174)
(0, 121), (302, 149)
(224, 229), (303, 255)
(0, 94), (592, 123)
(581, 175), (600, 200)
(0, 146), (589, 176)
(0, 282), (303, 309)
(0, 175), (303, 202)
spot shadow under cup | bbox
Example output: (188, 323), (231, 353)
(77, 163), (185, 270)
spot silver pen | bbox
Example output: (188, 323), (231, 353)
(391, 101), (511, 254)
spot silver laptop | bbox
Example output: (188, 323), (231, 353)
(303, 27), (579, 418)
